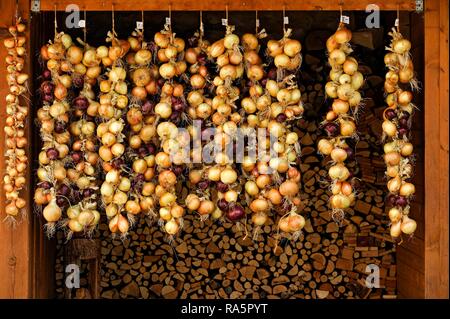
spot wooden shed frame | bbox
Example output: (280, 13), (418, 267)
(0, 0), (448, 299)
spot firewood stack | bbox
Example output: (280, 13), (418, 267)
(53, 29), (396, 300)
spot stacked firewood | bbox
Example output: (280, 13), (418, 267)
(53, 41), (396, 298)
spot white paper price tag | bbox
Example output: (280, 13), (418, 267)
(78, 20), (85, 28)
(256, 19), (260, 28)
(221, 18), (228, 26)
(394, 18), (399, 27)
(283, 16), (289, 25)
(136, 21), (143, 30)
(166, 17), (171, 25)
(340, 15), (350, 24)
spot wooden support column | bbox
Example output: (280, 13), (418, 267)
(424, 0), (449, 299)
(0, 0), (32, 299)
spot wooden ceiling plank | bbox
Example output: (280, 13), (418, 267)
(39, 0), (416, 11)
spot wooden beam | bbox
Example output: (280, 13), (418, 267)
(424, 0), (449, 299)
(39, 0), (416, 11)
(0, 0), (32, 299)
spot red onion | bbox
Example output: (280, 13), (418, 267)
(43, 94), (53, 103)
(217, 198), (229, 211)
(56, 197), (66, 207)
(276, 113), (287, 123)
(142, 100), (154, 114)
(399, 117), (409, 128)
(138, 146), (148, 157)
(71, 151), (82, 163)
(112, 158), (124, 169)
(172, 166), (184, 176)
(135, 173), (145, 183)
(39, 181), (52, 189)
(345, 147), (354, 159)
(324, 122), (339, 136)
(216, 181), (229, 193)
(73, 76), (84, 88)
(197, 53), (207, 64)
(226, 205), (245, 221)
(198, 180), (209, 190)
(384, 109), (396, 120)
(395, 196), (408, 208)
(146, 143), (156, 154)
(41, 81), (54, 95)
(46, 148), (59, 160)
(73, 191), (82, 203)
(267, 68), (277, 80)
(386, 194), (397, 206)
(58, 184), (70, 196)
(398, 128), (408, 138)
(42, 69), (51, 80)
(157, 78), (165, 87)
(54, 121), (67, 133)
(173, 101), (185, 112)
(73, 96), (89, 110)
(170, 110), (181, 121)
(83, 188), (94, 198)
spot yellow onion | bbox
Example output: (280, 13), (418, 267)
(332, 99), (349, 114)
(224, 34), (239, 50)
(334, 28), (352, 44)
(283, 39), (301, 57)
(393, 38), (411, 54)
(242, 33), (258, 50)
(159, 63), (177, 79)
(252, 212), (268, 227)
(325, 82), (338, 98)
(384, 151), (401, 166)
(274, 54), (290, 68)
(331, 148), (348, 163)
(186, 194), (201, 211)
(401, 142), (414, 156)
(398, 90), (413, 105)
(330, 194), (351, 209)
(399, 68), (414, 83)
(399, 182), (415, 197)
(329, 49), (346, 65)
(318, 139), (333, 155)
(340, 119), (356, 136)
(388, 207), (402, 223)
(329, 163), (350, 181)
(382, 120), (397, 137)
(210, 39), (225, 58)
(164, 219), (179, 235)
(43, 199), (62, 222)
(343, 58), (358, 75)
(250, 198), (269, 213)
(387, 176), (402, 193)
(198, 200), (215, 215)
(401, 215), (417, 235)
(288, 214), (305, 232)
(390, 221), (402, 237)
(279, 180), (299, 197)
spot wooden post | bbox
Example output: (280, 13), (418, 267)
(424, 0), (449, 299)
(0, 0), (32, 299)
